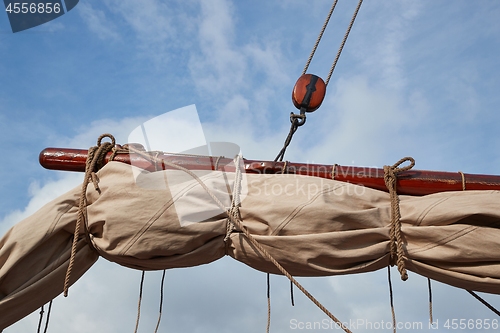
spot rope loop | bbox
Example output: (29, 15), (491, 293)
(389, 157), (415, 174)
(97, 133), (116, 147)
(89, 134), (116, 175)
(383, 157), (415, 281)
(63, 134), (117, 297)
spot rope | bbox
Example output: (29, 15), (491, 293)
(302, 0), (339, 75)
(283, 157), (296, 308)
(428, 278), (433, 324)
(302, 0), (364, 86)
(387, 267), (396, 333)
(225, 155), (242, 242)
(234, 211), (352, 332)
(466, 290), (500, 317)
(267, 273), (271, 333)
(214, 156), (223, 171)
(64, 134), (116, 297)
(43, 300), (53, 333)
(37, 300), (53, 333)
(325, 0), (364, 86)
(281, 161), (288, 174)
(127, 146), (353, 333)
(458, 171), (466, 190)
(383, 157), (415, 281)
(154, 270), (167, 333)
(134, 271), (146, 333)
(279, 0), (364, 163)
(36, 304), (44, 333)
(278, 153), (296, 309)
(274, 115), (302, 162)
(331, 164), (338, 180)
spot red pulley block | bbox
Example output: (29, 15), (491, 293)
(291, 74), (326, 112)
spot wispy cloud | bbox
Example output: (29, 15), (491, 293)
(189, 0), (247, 98)
(3, 1), (500, 332)
(0, 172), (81, 236)
(78, 2), (120, 41)
(103, 0), (184, 65)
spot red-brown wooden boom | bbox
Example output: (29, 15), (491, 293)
(39, 147), (500, 196)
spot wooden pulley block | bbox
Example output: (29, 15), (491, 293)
(292, 74), (326, 112)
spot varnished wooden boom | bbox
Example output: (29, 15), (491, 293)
(39, 147), (500, 196)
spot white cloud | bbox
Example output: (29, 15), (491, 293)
(3, 1), (500, 332)
(349, 1), (423, 91)
(78, 2), (120, 41)
(189, 0), (247, 98)
(0, 173), (81, 237)
(244, 41), (289, 85)
(103, 0), (182, 64)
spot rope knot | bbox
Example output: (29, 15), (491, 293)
(383, 157), (415, 188)
(384, 157), (415, 281)
(224, 156), (244, 243)
(64, 134), (116, 297)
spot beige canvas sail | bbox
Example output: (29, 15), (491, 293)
(1, 161), (500, 329)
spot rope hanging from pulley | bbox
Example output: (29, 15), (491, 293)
(275, 0), (364, 162)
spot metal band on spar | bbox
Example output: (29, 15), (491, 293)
(39, 147), (500, 196)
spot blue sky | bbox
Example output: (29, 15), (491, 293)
(1, 1), (500, 332)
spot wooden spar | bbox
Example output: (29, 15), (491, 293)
(39, 147), (500, 196)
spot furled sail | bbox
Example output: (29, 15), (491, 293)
(1, 161), (500, 329)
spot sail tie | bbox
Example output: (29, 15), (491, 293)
(228, 155), (243, 239)
(126, 145), (353, 333)
(64, 134), (117, 297)
(383, 157), (415, 281)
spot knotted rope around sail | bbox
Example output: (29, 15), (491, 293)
(64, 134), (118, 297)
(383, 157), (415, 281)
(124, 145), (353, 333)
(384, 157), (414, 333)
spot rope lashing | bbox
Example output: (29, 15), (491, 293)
(383, 157), (415, 281)
(385, 156), (414, 333)
(126, 145), (353, 333)
(64, 134), (117, 297)
(224, 155), (242, 242)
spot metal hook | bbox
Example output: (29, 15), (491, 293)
(290, 107), (307, 127)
